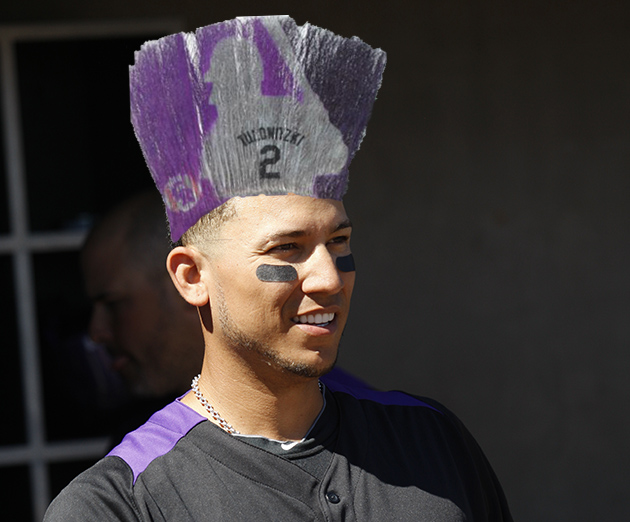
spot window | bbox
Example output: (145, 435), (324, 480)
(0, 20), (181, 520)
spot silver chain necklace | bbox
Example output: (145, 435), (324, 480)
(191, 374), (239, 434)
(191, 374), (324, 435)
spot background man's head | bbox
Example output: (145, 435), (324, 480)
(81, 191), (204, 398)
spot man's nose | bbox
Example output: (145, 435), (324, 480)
(88, 305), (112, 345)
(300, 246), (345, 295)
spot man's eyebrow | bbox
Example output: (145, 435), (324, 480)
(89, 292), (108, 303)
(333, 219), (353, 232)
(90, 291), (120, 303)
(262, 229), (307, 243)
(262, 219), (353, 244)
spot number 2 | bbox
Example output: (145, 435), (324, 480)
(259, 145), (281, 179)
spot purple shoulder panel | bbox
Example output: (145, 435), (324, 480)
(323, 372), (442, 414)
(107, 399), (206, 483)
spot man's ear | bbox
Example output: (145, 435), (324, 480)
(167, 246), (210, 307)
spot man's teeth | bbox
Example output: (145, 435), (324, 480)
(292, 312), (335, 325)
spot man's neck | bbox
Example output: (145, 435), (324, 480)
(181, 357), (325, 441)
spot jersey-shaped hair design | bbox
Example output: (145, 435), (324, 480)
(130, 16), (386, 240)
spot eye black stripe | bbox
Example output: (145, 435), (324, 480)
(336, 254), (355, 272)
(256, 264), (298, 282)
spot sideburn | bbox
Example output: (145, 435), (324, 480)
(198, 304), (214, 333)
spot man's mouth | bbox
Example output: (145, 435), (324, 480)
(111, 353), (131, 372)
(291, 312), (335, 327)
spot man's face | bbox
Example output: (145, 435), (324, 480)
(82, 234), (194, 397)
(205, 194), (355, 379)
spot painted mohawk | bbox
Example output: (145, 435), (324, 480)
(130, 16), (386, 241)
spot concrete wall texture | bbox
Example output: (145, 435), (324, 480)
(3, 1), (628, 520)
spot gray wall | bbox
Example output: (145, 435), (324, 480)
(3, 1), (629, 520)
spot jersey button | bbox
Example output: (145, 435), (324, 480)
(326, 492), (340, 504)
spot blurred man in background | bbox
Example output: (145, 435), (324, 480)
(81, 190), (204, 442)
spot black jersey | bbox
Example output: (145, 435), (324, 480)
(44, 376), (511, 521)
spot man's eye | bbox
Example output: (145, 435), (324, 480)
(329, 235), (350, 245)
(102, 298), (125, 314)
(103, 300), (119, 312)
(270, 243), (296, 252)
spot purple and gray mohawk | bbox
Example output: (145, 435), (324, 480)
(130, 15), (386, 241)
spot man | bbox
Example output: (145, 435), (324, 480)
(81, 190), (365, 444)
(81, 191), (205, 444)
(82, 191), (204, 400)
(45, 16), (512, 520)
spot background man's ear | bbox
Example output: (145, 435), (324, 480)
(167, 246), (210, 307)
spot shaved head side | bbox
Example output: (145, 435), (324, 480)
(179, 199), (237, 253)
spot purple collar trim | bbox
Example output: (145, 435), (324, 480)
(321, 374), (442, 414)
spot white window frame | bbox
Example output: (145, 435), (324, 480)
(0, 19), (182, 521)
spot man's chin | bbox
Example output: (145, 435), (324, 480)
(275, 351), (338, 379)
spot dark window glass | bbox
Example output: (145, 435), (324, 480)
(0, 465), (31, 521)
(16, 36), (158, 232)
(34, 251), (125, 441)
(0, 255), (26, 444)
(0, 62), (8, 234)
